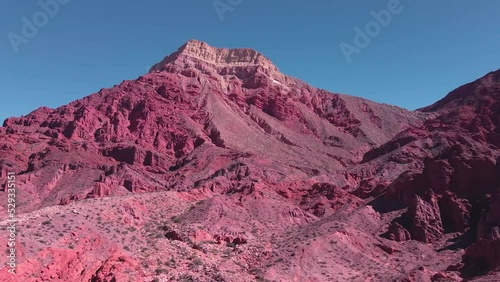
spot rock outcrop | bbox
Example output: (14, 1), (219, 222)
(408, 189), (444, 243)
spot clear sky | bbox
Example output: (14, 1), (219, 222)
(1, 0), (499, 123)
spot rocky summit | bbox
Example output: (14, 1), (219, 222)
(0, 40), (499, 281)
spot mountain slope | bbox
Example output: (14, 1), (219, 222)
(0, 40), (426, 214)
(0, 40), (498, 281)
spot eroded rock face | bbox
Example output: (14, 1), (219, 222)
(463, 190), (500, 276)
(477, 191), (500, 240)
(408, 189), (444, 243)
(388, 222), (411, 242)
(90, 251), (143, 282)
(150, 40), (287, 84)
(439, 192), (471, 233)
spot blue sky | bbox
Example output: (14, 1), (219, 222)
(1, 1), (499, 123)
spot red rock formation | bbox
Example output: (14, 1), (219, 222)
(90, 251), (143, 282)
(388, 222), (412, 242)
(477, 191), (500, 240)
(408, 189), (444, 243)
(0, 40), (498, 281)
(439, 191), (471, 233)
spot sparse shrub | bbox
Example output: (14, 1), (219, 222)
(193, 258), (203, 266)
(251, 268), (268, 282)
(155, 268), (165, 275)
(178, 274), (196, 281)
(165, 258), (176, 267)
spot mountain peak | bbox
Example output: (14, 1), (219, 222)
(172, 39), (272, 66)
(149, 40), (283, 80)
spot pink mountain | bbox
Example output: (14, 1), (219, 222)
(0, 40), (499, 281)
